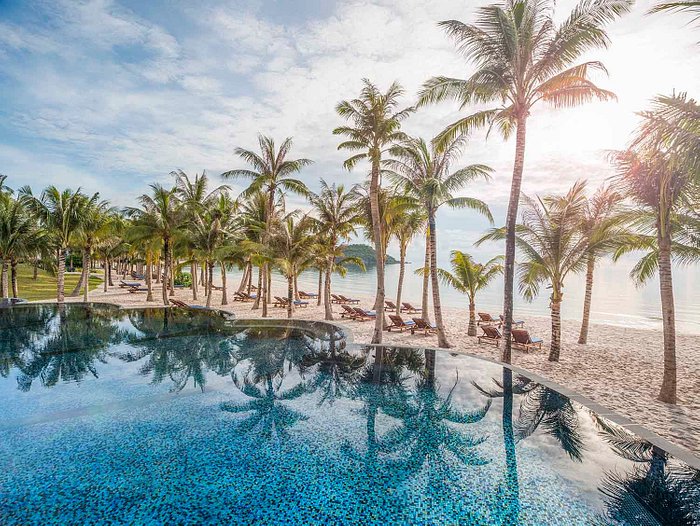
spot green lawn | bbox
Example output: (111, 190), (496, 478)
(14, 264), (103, 302)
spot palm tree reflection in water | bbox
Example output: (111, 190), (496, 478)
(594, 417), (700, 525)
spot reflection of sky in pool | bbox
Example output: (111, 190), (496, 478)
(1, 304), (698, 525)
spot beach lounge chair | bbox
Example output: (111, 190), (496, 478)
(169, 299), (207, 310)
(352, 307), (376, 321)
(340, 305), (358, 319)
(511, 329), (543, 352)
(331, 294), (344, 304)
(477, 312), (499, 326)
(478, 325), (502, 347)
(298, 290), (318, 299)
(411, 317), (437, 335)
(235, 292), (256, 302)
(385, 300), (398, 311)
(499, 315), (524, 328)
(273, 296), (288, 307)
(386, 314), (416, 332)
(339, 295), (360, 304)
(127, 286), (149, 293)
(293, 299), (309, 308)
(119, 280), (142, 289)
(401, 302), (422, 313)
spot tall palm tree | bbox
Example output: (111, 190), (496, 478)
(393, 209), (425, 317)
(387, 136), (493, 348)
(19, 186), (95, 303)
(310, 180), (362, 320)
(173, 169), (227, 301)
(0, 193), (35, 298)
(126, 185), (182, 306)
(334, 79), (414, 343)
(437, 251), (503, 337)
(577, 185), (628, 344)
(221, 135), (312, 317)
(418, 0), (632, 361)
(479, 182), (589, 361)
(69, 196), (112, 301)
(610, 150), (699, 404)
(269, 213), (317, 318)
(649, 1), (700, 24)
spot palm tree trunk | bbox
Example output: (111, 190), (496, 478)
(161, 238), (170, 306)
(577, 256), (595, 344)
(294, 273), (299, 300)
(32, 261), (38, 280)
(324, 259), (333, 320)
(70, 252), (87, 296)
(57, 247), (66, 304)
(266, 267), (272, 305)
(548, 298), (562, 361)
(237, 261), (249, 294)
(657, 229), (677, 404)
(261, 265), (269, 317)
(502, 114), (528, 364)
(421, 230), (431, 323)
(317, 268), (322, 306)
(155, 260), (161, 284)
(11, 259), (18, 298)
(369, 158), (384, 343)
(253, 266), (262, 310)
(246, 263), (253, 295)
(145, 251), (154, 302)
(191, 260), (198, 301)
(429, 213), (450, 348)
(220, 261), (228, 305)
(287, 274), (294, 319)
(468, 301), (477, 337)
(206, 261), (214, 308)
(82, 251), (90, 302)
(395, 241), (407, 316)
(103, 258), (108, 292)
(1, 259), (7, 299)
(169, 259), (175, 296)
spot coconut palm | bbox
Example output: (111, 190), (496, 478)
(69, 196), (112, 301)
(221, 135), (312, 316)
(393, 209), (425, 317)
(309, 180), (362, 320)
(478, 181), (589, 361)
(19, 186), (96, 303)
(0, 193), (35, 298)
(437, 251), (503, 337)
(649, 1), (700, 25)
(173, 169), (227, 301)
(334, 79), (414, 343)
(269, 213), (318, 318)
(577, 185), (628, 344)
(97, 213), (129, 293)
(387, 136), (493, 348)
(610, 149), (699, 404)
(126, 185), (182, 306)
(418, 0), (632, 361)
(188, 194), (238, 308)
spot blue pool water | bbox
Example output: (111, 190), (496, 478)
(0, 304), (698, 525)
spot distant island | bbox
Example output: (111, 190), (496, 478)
(341, 244), (399, 269)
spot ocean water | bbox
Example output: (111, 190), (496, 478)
(223, 261), (700, 334)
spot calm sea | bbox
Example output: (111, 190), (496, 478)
(222, 260), (700, 335)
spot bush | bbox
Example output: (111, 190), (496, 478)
(174, 272), (192, 287)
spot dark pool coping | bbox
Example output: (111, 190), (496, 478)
(15, 301), (700, 470)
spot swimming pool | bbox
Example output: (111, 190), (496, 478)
(1, 303), (698, 525)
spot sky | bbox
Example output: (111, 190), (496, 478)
(1, 0), (698, 264)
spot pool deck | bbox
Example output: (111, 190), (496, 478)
(56, 281), (700, 461)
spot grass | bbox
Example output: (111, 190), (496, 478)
(13, 264), (103, 302)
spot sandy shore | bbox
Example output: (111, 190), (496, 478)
(68, 280), (700, 457)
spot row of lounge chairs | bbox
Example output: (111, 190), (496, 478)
(273, 296), (309, 308)
(477, 312), (524, 328)
(331, 294), (359, 304)
(478, 325), (543, 352)
(384, 301), (422, 314)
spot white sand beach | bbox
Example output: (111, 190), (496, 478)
(70, 280), (700, 457)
